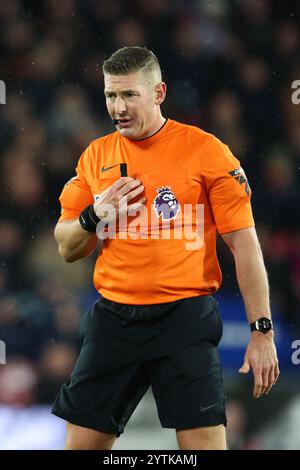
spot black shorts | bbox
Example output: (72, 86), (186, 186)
(52, 295), (226, 436)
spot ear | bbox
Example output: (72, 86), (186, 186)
(155, 82), (167, 105)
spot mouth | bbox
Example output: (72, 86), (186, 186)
(115, 118), (132, 128)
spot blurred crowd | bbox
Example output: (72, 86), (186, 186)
(0, 0), (300, 447)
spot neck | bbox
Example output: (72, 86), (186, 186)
(135, 113), (166, 140)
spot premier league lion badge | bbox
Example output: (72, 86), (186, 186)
(153, 186), (180, 221)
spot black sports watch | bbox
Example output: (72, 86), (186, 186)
(250, 317), (273, 334)
(79, 205), (100, 233)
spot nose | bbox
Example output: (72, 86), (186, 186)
(114, 96), (126, 115)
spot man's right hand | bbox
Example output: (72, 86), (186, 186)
(93, 177), (146, 224)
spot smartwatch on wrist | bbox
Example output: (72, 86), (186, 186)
(250, 317), (273, 334)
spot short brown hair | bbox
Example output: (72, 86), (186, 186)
(103, 46), (161, 79)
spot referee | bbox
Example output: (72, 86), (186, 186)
(52, 46), (279, 450)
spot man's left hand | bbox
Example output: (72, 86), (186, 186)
(239, 331), (280, 398)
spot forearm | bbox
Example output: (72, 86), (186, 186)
(233, 240), (271, 323)
(230, 232), (279, 397)
(55, 219), (98, 262)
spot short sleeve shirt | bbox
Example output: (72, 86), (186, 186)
(58, 119), (254, 304)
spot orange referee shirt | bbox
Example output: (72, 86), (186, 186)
(58, 119), (254, 304)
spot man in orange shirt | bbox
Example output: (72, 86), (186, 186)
(52, 47), (279, 450)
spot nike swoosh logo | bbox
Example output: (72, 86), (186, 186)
(101, 164), (120, 172)
(199, 402), (219, 412)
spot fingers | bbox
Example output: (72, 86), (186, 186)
(254, 363), (280, 398)
(111, 177), (134, 192)
(239, 362), (250, 374)
(118, 179), (143, 198)
(274, 362), (280, 385)
(104, 178), (146, 213)
(241, 340), (280, 399)
(122, 183), (144, 203)
(253, 367), (263, 398)
(261, 368), (270, 396)
(264, 366), (275, 395)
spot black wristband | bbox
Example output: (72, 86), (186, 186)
(79, 204), (100, 233)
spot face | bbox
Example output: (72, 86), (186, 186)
(104, 70), (166, 140)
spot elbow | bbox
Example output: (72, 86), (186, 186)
(54, 223), (82, 263)
(62, 255), (77, 263)
(58, 244), (77, 263)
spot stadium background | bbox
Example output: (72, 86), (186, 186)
(0, 0), (300, 449)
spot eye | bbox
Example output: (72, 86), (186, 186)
(162, 194), (171, 201)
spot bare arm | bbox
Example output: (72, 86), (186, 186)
(222, 227), (279, 397)
(55, 176), (145, 263)
(222, 227), (270, 322)
(54, 219), (98, 263)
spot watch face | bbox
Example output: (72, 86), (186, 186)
(258, 317), (272, 332)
